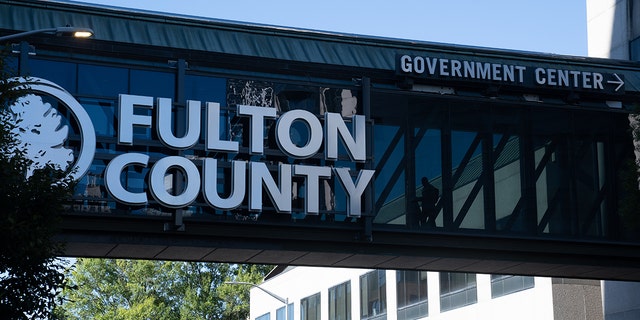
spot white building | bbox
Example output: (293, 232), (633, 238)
(249, 266), (602, 320)
(587, 2), (640, 319)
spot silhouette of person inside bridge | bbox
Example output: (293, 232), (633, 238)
(419, 177), (439, 228)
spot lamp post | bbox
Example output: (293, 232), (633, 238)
(225, 281), (289, 320)
(0, 27), (94, 76)
(0, 27), (94, 42)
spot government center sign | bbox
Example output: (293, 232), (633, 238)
(397, 54), (626, 94)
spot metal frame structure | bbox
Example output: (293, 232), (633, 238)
(2, 0), (640, 281)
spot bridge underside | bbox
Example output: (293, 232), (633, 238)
(59, 215), (640, 281)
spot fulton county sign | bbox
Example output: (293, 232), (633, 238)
(4, 77), (374, 217)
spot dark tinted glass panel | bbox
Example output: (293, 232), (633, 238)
(78, 64), (128, 97)
(396, 270), (428, 320)
(440, 272), (477, 312)
(300, 292), (321, 320)
(360, 270), (386, 319)
(130, 69), (174, 99)
(78, 98), (116, 136)
(414, 128), (442, 229)
(30, 59), (77, 91)
(276, 304), (294, 320)
(185, 75), (226, 103)
(3, 54), (19, 77)
(491, 275), (534, 298)
(373, 124), (406, 225)
(329, 281), (351, 320)
(256, 312), (270, 320)
(450, 130), (484, 230)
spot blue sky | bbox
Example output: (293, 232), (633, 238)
(71, 0), (587, 56)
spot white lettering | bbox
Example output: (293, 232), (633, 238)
(547, 69), (557, 86)
(293, 165), (332, 214)
(324, 113), (366, 162)
(400, 55), (412, 73)
(535, 68), (546, 85)
(157, 98), (201, 149)
(593, 73), (604, 89)
(206, 102), (239, 152)
(492, 64), (501, 80)
(104, 153), (149, 205)
(439, 59), (449, 76)
(148, 156), (200, 208)
(557, 69), (568, 87)
(582, 72), (592, 88)
(117, 94), (153, 145)
(463, 60), (475, 78)
(276, 109), (323, 158)
(570, 71), (581, 87)
(202, 158), (246, 210)
(503, 65), (514, 82)
(451, 60), (462, 77)
(414, 56), (425, 74)
(110, 96), (376, 216)
(334, 168), (375, 217)
(237, 105), (277, 154)
(425, 57), (437, 74)
(477, 62), (490, 79)
(249, 162), (292, 213)
(515, 66), (526, 83)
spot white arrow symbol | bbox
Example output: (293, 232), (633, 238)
(607, 73), (624, 92)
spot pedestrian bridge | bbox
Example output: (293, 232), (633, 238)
(2, 0), (640, 281)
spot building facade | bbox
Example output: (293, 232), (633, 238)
(587, 1), (640, 319)
(249, 266), (603, 320)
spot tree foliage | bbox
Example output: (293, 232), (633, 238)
(56, 259), (273, 319)
(618, 110), (640, 239)
(0, 51), (74, 318)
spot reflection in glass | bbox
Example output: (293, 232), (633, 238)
(396, 270), (428, 320)
(414, 129), (442, 228)
(374, 125), (406, 225)
(451, 131), (484, 230)
(494, 135), (523, 232)
(360, 270), (386, 319)
(439, 272), (477, 312)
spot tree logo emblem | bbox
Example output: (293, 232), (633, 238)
(5, 77), (95, 181)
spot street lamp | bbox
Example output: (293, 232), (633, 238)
(225, 281), (289, 320)
(0, 27), (94, 42)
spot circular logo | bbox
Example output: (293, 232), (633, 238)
(5, 77), (95, 181)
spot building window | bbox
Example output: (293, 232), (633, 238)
(439, 272), (477, 312)
(276, 303), (294, 320)
(256, 312), (270, 320)
(360, 270), (387, 319)
(329, 281), (351, 320)
(491, 275), (534, 298)
(396, 270), (428, 320)
(301, 292), (321, 320)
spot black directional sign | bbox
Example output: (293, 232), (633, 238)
(397, 54), (626, 95)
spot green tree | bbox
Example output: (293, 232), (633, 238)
(0, 51), (74, 318)
(56, 259), (272, 319)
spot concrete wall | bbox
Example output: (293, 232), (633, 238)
(552, 278), (603, 320)
(586, 0), (630, 58)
